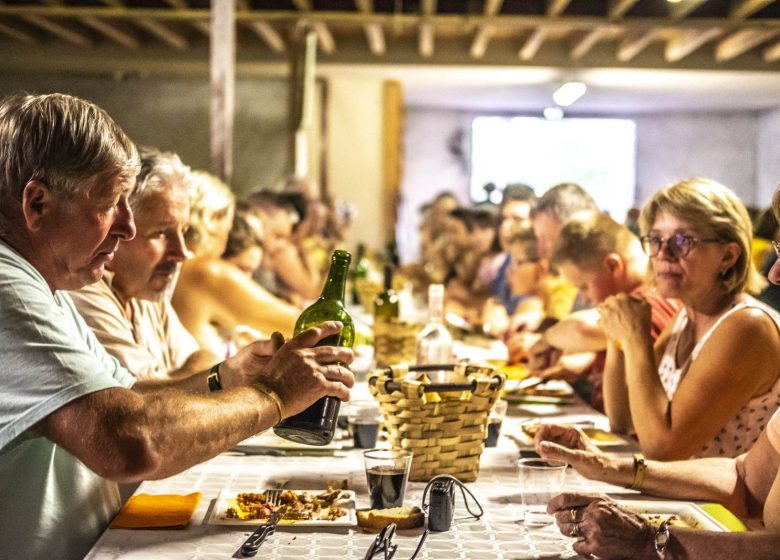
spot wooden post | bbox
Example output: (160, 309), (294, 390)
(210, 0), (235, 183)
(289, 29), (317, 180)
(382, 80), (403, 246)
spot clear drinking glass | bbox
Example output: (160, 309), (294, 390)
(348, 401), (381, 449)
(363, 449), (413, 510)
(485, 399), (508, 447)
(516, 458), (567, 527)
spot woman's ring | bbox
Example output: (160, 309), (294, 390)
(570, 508), (578, 522)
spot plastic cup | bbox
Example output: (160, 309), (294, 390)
(363, 449), (413, 509)
(516, 458), (567, 527)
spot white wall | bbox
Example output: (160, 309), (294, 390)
(633, 112), (760, 207)
(757, 107), (780, 206)
(326, 76), (385, 254)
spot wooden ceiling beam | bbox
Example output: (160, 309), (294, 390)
(246, 20), (286, 52)
(22, 14), (91, 46)
(484, 0), (504, 17)
(715, 28), (779, 61)
(546, 0), (570, 17)
(80, 15), (139, 48)
(0, 19), (37, 44)
(354, 0), (385, 56)
(730, 0), (776, 20)
(134, 18), (187, 50)
(518, 27), (547, 61)
(570, 26), (615, 60)
(421, 0), (436, 15)
(607, 0), (638, 20)
(291, 0), (311, 12)
(312, 21), (335, 54)
(470, 25), (493, 59)
(665, 27), (722, 62)
(617, 28), (661, 61)
(763, 39), (780, 60)
(668, 0), (707, 20)
(419, 23), (434, 57)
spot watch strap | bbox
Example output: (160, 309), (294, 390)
(654, 519), (670, 559)
(207, 362), (223, 392)
(630, 452), (647, 490)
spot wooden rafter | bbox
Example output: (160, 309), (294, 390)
(764, 39), (780, 61)
(164, 0), (208, 36)
(547, 0), (570, 17)
(0, 19), (37, 44)
(291, 0), (311, 12)
(246, 21), (285, 52)
(135, 18), (187, 50)
(570, 26), (615, 60)
(518, 27), (547, 60)
(730, 0), (777, 20)
(312, 21), (334, 54)
(355, 0), (385, 56)
(80, 15), (138, 48)
(665, 27), (722, 62)
(421, 0), (436, 15)
(608, 0), (638, 20)
(668, 0), (707, 20)
(715, 28), (779, 61)
(419, 23), (434, 57)
(617, 28), (661, 61)
(484, 0), (503, 17)
(470, 25), (493, 59)
(22, 14), (91, 46)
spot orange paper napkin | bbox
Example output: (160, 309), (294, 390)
(110, 492), (202, 529)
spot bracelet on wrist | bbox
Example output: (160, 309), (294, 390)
(253, 381), (286, 424)
(654, 519), (670, 559)
(630, 452), (647, 490)
(207, 363), (223, 392)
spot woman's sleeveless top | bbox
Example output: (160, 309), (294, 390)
(657, 298), (780, 457)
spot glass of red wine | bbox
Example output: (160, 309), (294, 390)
(363, 449), (413, 510)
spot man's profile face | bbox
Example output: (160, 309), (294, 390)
(39, 175), (136, 291)
(532, 211), (562, 259)
(499, 200), (532, 249)
(109, 185), (189, 301)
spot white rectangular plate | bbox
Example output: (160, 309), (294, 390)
(618, 500), (728, 531)
(207, 489), (357, 527)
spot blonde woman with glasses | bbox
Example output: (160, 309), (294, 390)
(558, 178), (780, 461)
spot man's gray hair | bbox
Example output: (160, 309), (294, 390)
(0, 93), (139, 211)
(131, 146), (190, 213)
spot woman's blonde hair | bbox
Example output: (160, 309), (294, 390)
(185, 170), (235, 256)
(639, 177), (765, 295)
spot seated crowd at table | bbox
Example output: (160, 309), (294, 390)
(2, 91), (780, 559)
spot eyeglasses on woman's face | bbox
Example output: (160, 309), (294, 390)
(773, 240), (780, 258)
(640, 233), (721, 259)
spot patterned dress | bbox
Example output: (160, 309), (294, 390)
(658, 297), (780, 457)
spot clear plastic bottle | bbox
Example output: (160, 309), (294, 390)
(416, 284), (453, 365)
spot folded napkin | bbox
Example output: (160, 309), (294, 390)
(110, 492), (202, 529)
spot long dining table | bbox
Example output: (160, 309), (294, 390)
(85, 370), (649, 560)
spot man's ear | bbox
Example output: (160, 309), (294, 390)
(21, 180), (55, 231)
(604, 253), (625, 278)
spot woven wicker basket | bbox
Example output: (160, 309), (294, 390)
(367, 363), (505, 482)
(373, 319), (423, 368)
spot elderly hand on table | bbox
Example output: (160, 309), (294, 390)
(533, 424), (624, 484)
(221, 321), (355, 417)
(548, 493), (657, 560)
(597, 293), (652, 349)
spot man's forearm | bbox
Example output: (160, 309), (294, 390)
(130, 385), (279, 480)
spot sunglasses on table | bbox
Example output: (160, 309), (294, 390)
(640, 233), (722, 259)
(362, 523), (428, 560)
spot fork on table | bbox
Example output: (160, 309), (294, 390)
(238, 489), (286, 557)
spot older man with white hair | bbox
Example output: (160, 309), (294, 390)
(0, 93), (354, 560)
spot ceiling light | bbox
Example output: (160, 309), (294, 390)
(543, 107), (564, 120)
(552, 81), (587, 107)
(667, 0), (683, 3)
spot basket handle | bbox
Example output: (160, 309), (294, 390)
(369, 364), (503, 393)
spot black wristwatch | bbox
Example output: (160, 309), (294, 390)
(207, 362), (223, 392)
(654, 520), (670, 559)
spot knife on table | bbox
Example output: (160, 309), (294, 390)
(238, 505), (287, 557)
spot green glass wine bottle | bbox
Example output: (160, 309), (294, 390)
(373, 264), (399, 322)
(273, 249), (355, 446)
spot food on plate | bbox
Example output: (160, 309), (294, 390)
(581, 428), (623, 444)
(520, 422), (542, 439)
(225, 488), (348, 522)
(640, 513), (697, 529)
(357, 506), (425, 531)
